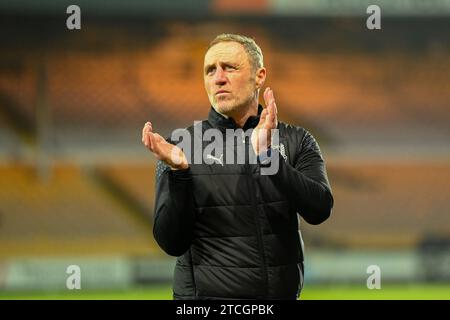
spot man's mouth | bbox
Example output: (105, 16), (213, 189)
(215, 90), (230, 96)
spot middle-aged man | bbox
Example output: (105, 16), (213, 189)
(142, 34), (334, 300)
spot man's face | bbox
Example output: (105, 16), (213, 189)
(204, 41), (258, 116)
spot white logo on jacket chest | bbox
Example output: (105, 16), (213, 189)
(272, 143), (288, 162)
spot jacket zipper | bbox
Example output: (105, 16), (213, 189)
(243, 132), (268, 298)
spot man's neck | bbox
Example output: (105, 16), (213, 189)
(227, 102), (258, 128)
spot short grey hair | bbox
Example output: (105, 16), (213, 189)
(207, 33), (264, 71)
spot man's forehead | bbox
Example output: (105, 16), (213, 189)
(204, 41), (247, 65)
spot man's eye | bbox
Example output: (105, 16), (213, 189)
(224, 65), (236, 70)
(206, 67), (215, 75)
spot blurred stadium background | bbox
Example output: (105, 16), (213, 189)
(0, 0), (449, 299)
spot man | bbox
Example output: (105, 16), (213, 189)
(142, 34), (334, 299)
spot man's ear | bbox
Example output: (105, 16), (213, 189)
(255, 67), (266, 89)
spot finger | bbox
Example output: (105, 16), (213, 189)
(142, 123), (148, 142)
(267, 102), (275, 128)
(263, 87), (269, 107)
(151, 133), (167, 152)
(272, 102), (278, 128)
(263, 87), (270, 107)
(267, 90), (277, 126)
(268, 88), (275, 106)
(145, 122), (153, 134)
(144, 131), (151, 148)
(143, 125), (148, 145)
(142, 122), (152, 142)
(147, 132), (156, 152)
(145, 126), (155, 150)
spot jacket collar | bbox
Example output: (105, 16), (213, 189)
(207, 104), (263, 132)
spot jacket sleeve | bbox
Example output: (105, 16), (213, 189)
(266, 129), (334, 225)
(153, 160), (195, 256)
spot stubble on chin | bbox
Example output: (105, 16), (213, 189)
(213, 91), (255, 117)
(216, 102), (234, 114)
(213, 96), (235, 114)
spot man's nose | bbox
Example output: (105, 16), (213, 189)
(213, 68), (227, 85)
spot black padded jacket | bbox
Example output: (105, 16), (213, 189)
(153, 105), (334, 300)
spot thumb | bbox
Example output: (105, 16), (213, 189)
(152, 133), (167, 145)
